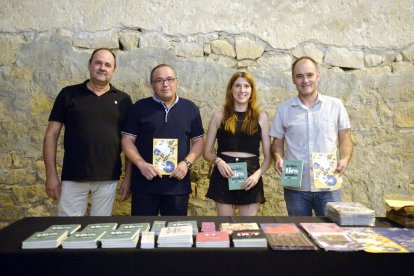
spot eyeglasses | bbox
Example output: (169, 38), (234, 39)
(152, 77), (177, 85)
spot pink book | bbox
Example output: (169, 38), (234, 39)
(260, 223), (302, 234)
(201, 222), (216, 232)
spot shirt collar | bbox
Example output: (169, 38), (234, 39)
(83, 80), (117, 93)
(291, 93), (325, 106)
(152, 94), (180, 108)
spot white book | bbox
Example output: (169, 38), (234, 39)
(140, 231), (155, 249)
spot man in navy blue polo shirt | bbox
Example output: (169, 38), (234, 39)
(122, 64), (204, 216)
(43, 48), (133, 216)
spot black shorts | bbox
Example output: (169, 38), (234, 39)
(206, 154), (265, 205)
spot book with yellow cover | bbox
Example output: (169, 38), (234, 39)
(312, 152), (341, 189)
(153, 138), (178, 175)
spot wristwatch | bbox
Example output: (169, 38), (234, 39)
(184, 159), (192, 170)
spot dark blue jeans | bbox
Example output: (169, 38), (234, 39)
(131, 193), (189, 216)
(283, 189), (341, 216)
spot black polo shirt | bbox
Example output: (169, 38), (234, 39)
(49, 80), (132, 181)
(121, 96), (204, 195)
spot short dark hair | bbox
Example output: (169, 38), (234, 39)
(89, 48), (116, 69)
(150, 64), (177, 83)
(292, 56), (318, 75)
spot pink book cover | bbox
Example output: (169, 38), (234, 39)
(299, 223), (343, 234)
(260, 223), (302, 234)
(196, 231), (229, 243)
(201, 222), (216, 232)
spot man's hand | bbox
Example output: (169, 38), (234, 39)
(170, 161), (188, 181)
(45, 176), (61, 200)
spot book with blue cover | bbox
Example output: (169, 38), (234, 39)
(153, 138), (178, 175)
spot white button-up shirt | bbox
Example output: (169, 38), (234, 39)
(270, 93), (351, 191)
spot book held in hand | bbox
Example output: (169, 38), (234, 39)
(312, 152), (341, 189)
(153, 138), (178, 175)
(227, 162), (248, 190)
(281, 160), (303, 187)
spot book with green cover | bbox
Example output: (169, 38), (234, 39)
(228, 162), (248, 190)
(22, 229), (68, 249)
(82, 223), (118, 232)
(153, 138), (178, 175)
(118, 223), (151, 232)
(44, 224), (81, 235)
(281, 160), (303, 187)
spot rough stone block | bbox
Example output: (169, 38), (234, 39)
(395, 101), (414, 128)
(365, 53), (385, 67)
(324, 47), (364, 69)
(210, 39), (236, 57)
(119, 32), (139, 50)
(235, 37), (264, 60)
(292, 42), (325, 63)
(73, 30), (119, 49)
(171, 42), (204, 57)
(139, 32), (171, 49)
(401, 44), (414, 61)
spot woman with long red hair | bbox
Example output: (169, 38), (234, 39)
(204, 71), (271, 216)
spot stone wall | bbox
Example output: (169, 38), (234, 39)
(0, 0), (413, 228)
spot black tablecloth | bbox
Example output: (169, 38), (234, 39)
(0, 216), (412, 275)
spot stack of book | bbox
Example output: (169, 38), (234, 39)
(117, 223), (150, 232)
(22, 229), (69, 249)
(167, 220), (198, 235)
(157, 225), (193, 248)
(201, 222), (216, 232)
(44, 224), (81, 235)
(260, 223), (317, 250)
(326, 202), (376, 226)
(62, 229), (107, 249)
(100, 228), (140, 248)
(196, 231), (230, 248)
(220, 222), (259, 234)
(300, 223), (360, 251)
(384, 198), (414, 227)
(231, 229), (267, 248)
(151, 221), (166, 236)
(62, 223), (117, 249)
(140, 231), (155, 249)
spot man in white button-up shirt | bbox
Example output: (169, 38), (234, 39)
(270, 56), (353, 216)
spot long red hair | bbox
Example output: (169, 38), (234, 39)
(222, 71), (259, 135)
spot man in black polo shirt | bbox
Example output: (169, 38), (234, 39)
(43, 48), (133, 216)
(121, 64), (204, 216)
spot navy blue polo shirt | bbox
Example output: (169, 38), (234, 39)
(49, 80), (132, 181)
(122, 96), (204, 195)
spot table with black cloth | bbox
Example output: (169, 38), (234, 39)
(0, 216), (412, 276)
